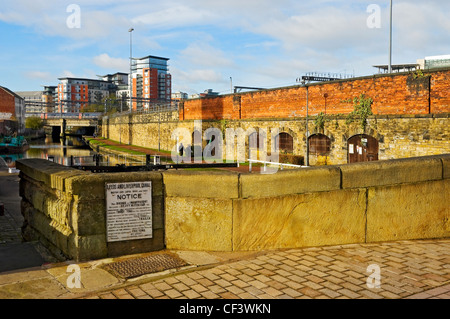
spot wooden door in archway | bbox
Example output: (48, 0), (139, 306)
(348, 134), (379, 163)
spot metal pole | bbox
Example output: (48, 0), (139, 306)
(158, 112), (161, 152)
(129, 28), (134, 113)
(388, 0), (393, 73)
(306, 85), (310, 167)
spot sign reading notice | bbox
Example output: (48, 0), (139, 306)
(106, 182), (152, 243)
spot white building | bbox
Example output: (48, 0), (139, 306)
(172, 91), (188, 100)
(417, 55), (450, 70)
(16, 91), (44, 114)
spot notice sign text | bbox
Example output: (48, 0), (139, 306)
(106, 182), (152, 242)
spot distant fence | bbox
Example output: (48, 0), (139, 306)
(106, 103), (179, 119)
(46, 154), (166, 167)
(25, 113), (103, 119)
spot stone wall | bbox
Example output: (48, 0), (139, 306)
(103, 111), (180, 152)
(17, 155), (450, 260)
(16, 159), (165, 262)
(103, 112), (450, 166)
(164, 154), (450, 251)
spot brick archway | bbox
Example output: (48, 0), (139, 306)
(275, 132), (294, 154)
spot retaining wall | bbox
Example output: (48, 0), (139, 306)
(103, 113), (450, 166)
(17, 154), (450, 261)
(164, 155), (450, 251)
(17, 159), (164, 261)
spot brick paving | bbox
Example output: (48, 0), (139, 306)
(82, 239), (450, 300)
(0, 208), (22, 244)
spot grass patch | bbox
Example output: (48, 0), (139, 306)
(86, 138), (146, 155)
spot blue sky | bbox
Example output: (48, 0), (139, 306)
(1, 0), (449, 95)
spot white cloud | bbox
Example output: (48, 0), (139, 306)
(132, 4), (216, 29)
(2, 0), (450, 93)
(170, 66), (227, 93)
(180, 43), (235, 68)
(173, 67), (224, 84)
(61, 70), (76, 78)
(93, 54), (129, 71)
(24, 71), (54, 81)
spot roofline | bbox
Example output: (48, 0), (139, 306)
(134, 55), (170, 61)
(373, 63), (419, 69)
(0, 86), (24, 100)
(58, 77), (114, 83)
(213, 66), (450, 98)
(98, 72), (129, 77)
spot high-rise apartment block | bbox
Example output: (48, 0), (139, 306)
(131, 55), (172, 110)
(51, 55), (172, 113)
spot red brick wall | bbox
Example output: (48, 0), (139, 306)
(181, 95), (239, 120)
(0, 87), (15, 115)
(430, 70), (450, 114)
(181, 69), (450, 121)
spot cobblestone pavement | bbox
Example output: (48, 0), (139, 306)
(80, 239), (450, 300)
(1, 172), (449, 300)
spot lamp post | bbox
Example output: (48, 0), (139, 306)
(305, 84), (310, 167)
(388, 0), (393, 73)
(297, 78), (310, 167)
(129, 28), (134, 112)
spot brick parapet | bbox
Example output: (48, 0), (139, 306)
(180, 68), (450, 121)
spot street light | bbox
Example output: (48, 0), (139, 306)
(388, 0), (393, 73)
(297, 78), (310, 167)
(129, 28), (134, 112)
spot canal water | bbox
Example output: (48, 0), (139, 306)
(0, 136), (95, 169)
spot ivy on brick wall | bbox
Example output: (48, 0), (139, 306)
(314, 112), (330, 132)
(345, 94), (374, 131)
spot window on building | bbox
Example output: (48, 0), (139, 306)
(276, 133), (294, 154)
(309, 134), (331, 155)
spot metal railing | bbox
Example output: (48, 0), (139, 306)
(26, 112), (103, 119)
(106, 103), (179, 119)
(47, 154), (165, 168)
(248, 159), (307, 172)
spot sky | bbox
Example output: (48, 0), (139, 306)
(1, 0), (449, 96)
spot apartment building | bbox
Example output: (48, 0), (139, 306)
(100, 72), (130, 104)
(172, 91), (188, 101)
(131, 55), (172, 110)
(57, 77), (116, 113)
(16, 91), (44, 114)
(42, 86), (58, 112)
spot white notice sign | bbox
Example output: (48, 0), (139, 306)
(106, 182), (152, 242)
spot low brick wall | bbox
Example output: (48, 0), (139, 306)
(17, 154), (450, 261)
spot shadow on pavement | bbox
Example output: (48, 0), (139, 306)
(0, 171), (57, 274)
